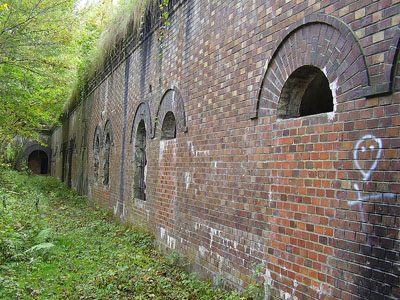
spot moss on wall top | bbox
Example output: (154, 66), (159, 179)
(62, 0), (172, 119)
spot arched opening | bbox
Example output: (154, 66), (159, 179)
(103, 133), (111, 186)
(133, 120), (147, 200)
(94, 136), (100, 183)
(161, 111), (176, 140)
(278, 66), (333, 118)
(28, 150), (49, 175)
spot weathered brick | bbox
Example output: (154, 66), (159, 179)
(48, 0), (400, 299)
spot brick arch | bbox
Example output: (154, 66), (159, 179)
(390, 28), (400, 92)
(130, 100), (153, 143)
(252, 13), (370, 119)
(154, 86), (188, 138)
(21, 143), (51, 175)
(21, 143), (51, 162)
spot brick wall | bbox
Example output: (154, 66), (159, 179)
(51, 0), (400, 299)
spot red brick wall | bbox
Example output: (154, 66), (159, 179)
(51, 0), (400, 299)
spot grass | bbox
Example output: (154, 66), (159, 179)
(0, 168), (263, 299)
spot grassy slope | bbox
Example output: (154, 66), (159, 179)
(0, 169), (263, 299)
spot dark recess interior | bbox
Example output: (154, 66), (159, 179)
(28, 150), (48, 175)
(299, 70), (333, 116)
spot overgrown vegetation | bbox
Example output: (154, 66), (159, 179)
(0, 168), (263, 299)
(64, 0), (170, 115)
(0, 0), (170, 155)
(0, 0), (77, 147)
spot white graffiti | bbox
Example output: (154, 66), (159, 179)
(353, 134), (382, 181)
(350, 134), (396, 214)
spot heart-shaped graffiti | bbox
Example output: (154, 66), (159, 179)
(353, 134), (382, 181)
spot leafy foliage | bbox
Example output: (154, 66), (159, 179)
(0, 168), (263, 299)
(0, 0), (171, 150)
(0, 0), (77, 145)
(64, 0), (170, 114)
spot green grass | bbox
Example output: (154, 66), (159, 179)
(0, 169), (262, 299)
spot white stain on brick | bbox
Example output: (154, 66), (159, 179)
(280, 291), (293, 300)
(159, 139), (177, 162)
(134, 198), (144, 209)
(327, 78), (338, 121)
(113, 202), (118, 215)
(185, 172), (191, 190)
(293, 280), (298, 288)
(199, 245), (207, 257)
(188, 141), (194, 156)
(216, 253), (225, 270)
(159, 226), (176, 250)
(167, 235), (176, 249)
(321, 66), (338, 121)
(160, 227), (166, 239)
(159, 140), (166, 161)
(264, 267), (272, 299)
(172, 90), (176, 106)
(196, 150), (209, 157)
(210, 227), (222, 248)
(194, 223), (260, 259)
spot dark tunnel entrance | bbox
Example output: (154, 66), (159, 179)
(28, 150), (49, 175)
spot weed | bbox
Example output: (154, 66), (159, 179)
(0, 168), (260, 299)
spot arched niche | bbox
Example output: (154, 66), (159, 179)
(161, 111), (177, 140)
(93, 125), (102, 184)
(28, 150), (49, 175)
(278, 65), (333, 118)
(130, 101), (153, 142)
(130, 101), (152, 201)
(21, 143), (51, 175)
(103, 120), (113, 186)
(133, 119), (147, 200)
(154, 86), (188, 138)
(93, 125), (103, 148)
(252, 13), (371, 119)
(103, 120), (114, 146)
(390, 28), (400, 92)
